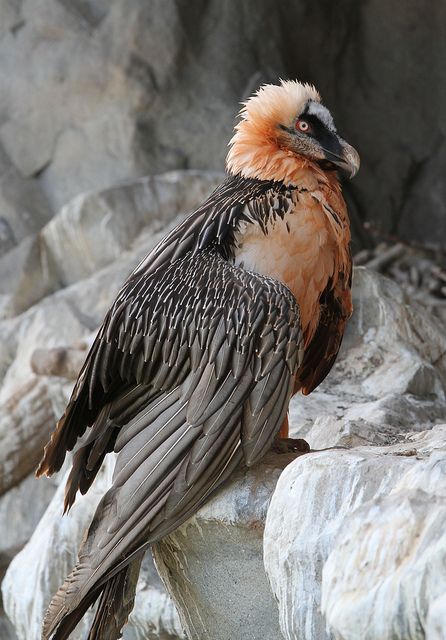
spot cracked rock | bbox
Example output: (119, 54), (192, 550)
(264, 427), (446, 640)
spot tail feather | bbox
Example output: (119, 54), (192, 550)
(42, 562), (97, 640)
(87, 559), (142, 640)
(42, 558), (142, 640)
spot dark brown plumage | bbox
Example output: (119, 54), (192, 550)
(36, 80), (359, 639)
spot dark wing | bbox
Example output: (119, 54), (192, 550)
(42, 249), (302, 640)
(36, 174), (293, 483)
(297, 270), (352, 395)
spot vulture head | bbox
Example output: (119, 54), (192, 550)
(227, 80), (360, 184)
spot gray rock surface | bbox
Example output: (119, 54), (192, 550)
(264, 427), (446, 640)
(41, 171), (222, 287)
(263, 266), (446, 640)
(0, 612), (17, 640)
(0, 472), (60, 577)
(426, 594), (446, 640)
(0, 235), (59, 319)
(0, 1), (444, 243)
(0, 472), (60, 640)
(0, 170), (222, 319)
(0, 143), (51, 257)
(30, 341), (92, 380)
(0, 1), (270, 211)
(321, 433), (446, 640)
(151, 267), (445, 640)
(0, 378), (60, 495)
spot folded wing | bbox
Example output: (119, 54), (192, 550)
(41, 249), (303, 639)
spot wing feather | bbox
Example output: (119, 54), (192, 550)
(39, 175), (306, 640)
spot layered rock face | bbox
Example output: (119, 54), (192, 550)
(265, 428), (446, 640)
(0, 172), (444, 640)
(0, 1), (445, 246)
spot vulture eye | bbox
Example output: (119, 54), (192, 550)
(296, 119), (310, 133)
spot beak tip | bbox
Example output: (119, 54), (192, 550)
(349, 165), (359, 179)
(344, 145), (360, 179)
(321, 141), (360, 179)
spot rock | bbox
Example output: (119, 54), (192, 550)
(0, 471), (60, 640)
(0, 293), (98, 499)
(0, 297), (87, 403)
(0, 170), (222, 318)
(0, 144), (51, 257)
(41, 171), (223, 287)
(0, 168), (223, 407)
(127, 571), (185, 640)
(426, 594), (446, 640)
(0, 613), (17, 640)
(0, 0), (278, 211)
(3, 259), (446, 639)
(0, 235), (59, 319)
(0, 472), (59, 568)
(264, 425), (446, 640)
(3, 450), (291, 640)
(30, 342), (91, 380)
(289, 267), (446, 449)
(153, 454), (295, 640)
(2, 460), (115, 640)
(0, 157), (444, 640)
(322, 448), (446, 640)
(0, 378), (60, 496)
(2, 457), (183, 640)
(0, 180), (213, 493)
(0, 1), (22, 38)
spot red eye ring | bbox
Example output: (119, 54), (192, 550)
(296, 119), (310, 133)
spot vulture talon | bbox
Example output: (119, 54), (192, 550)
(273, 437), (311, 454)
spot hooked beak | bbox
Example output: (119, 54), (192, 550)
(322, 139), (360, 178)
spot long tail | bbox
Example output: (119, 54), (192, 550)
(87, 558), (142, 640)
(42, 557), (142, 640)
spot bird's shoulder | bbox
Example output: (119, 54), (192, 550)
(131, 174), (297, 278)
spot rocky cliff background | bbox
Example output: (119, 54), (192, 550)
(1, 0), (446, 250)
(0, 1), (445, 639)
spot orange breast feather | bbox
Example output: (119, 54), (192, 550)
(234, 180), (351, 346)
